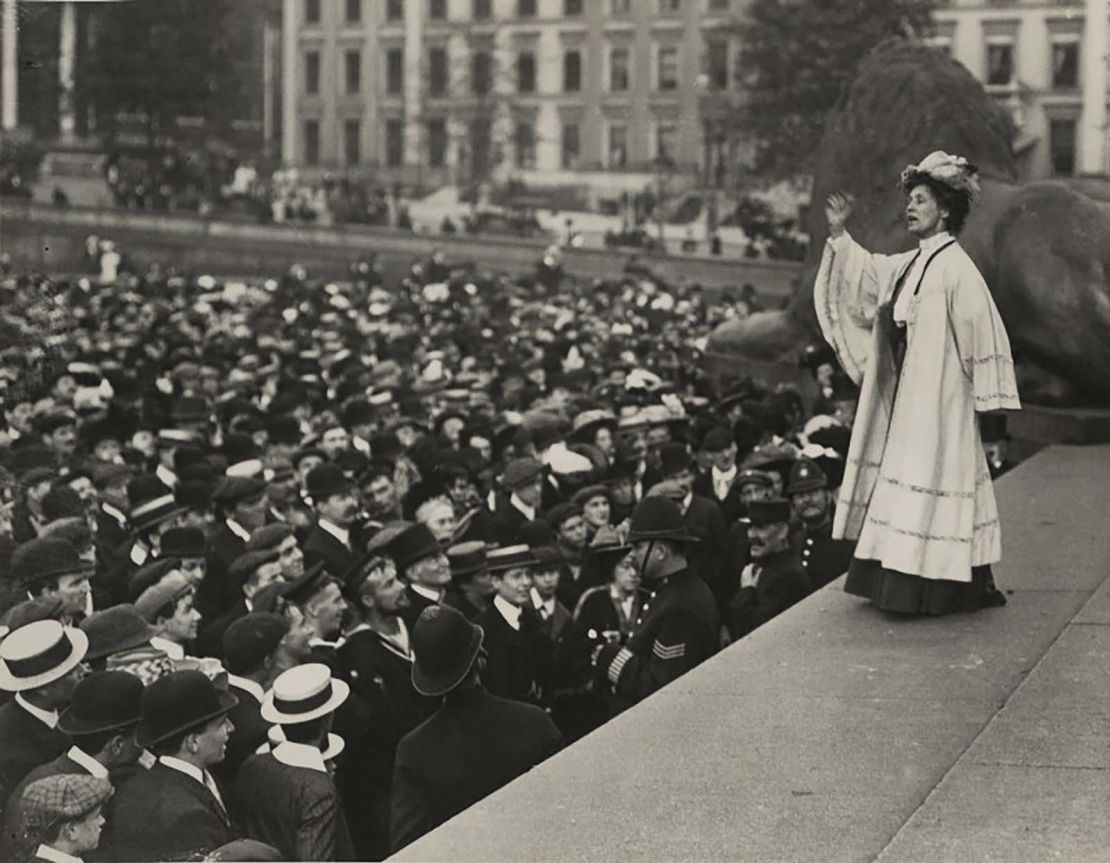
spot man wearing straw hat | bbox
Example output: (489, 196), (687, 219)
(235, 663), (354, 861)
(0, 621), (89, 819)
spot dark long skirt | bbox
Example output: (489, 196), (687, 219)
(844, 557), (1007, 615)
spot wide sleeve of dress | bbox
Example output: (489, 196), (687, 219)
(813, 232), (907, 386)
(945, 257), (1021, 413)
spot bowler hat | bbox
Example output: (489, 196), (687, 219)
(447, 541), (488, 580)
(486, 544), (539, 573)
(135, 670), (238, 748)
(389, 523), (442, 572)
(786, 458), (827, 495)
(747, 498), (792, 527)
(305, 463), (349, 500)
(701, 426), (734, 454)
(11, 537), (94, 589)
(223, 612), (290, 676)
(545, 502), (583, 530)
(0, 596), (66, 631)
(160, 526), (207, 560)
(657, 442), (693, 479)
(128, 476), (186, 532)
(410, 605), (484, 697)
(626, 497), (697, 545)
(0, 620), (89, 692)
(261, 663), (349, 724)
(81, 605), (158, 660)
(59, 670), (144, 736)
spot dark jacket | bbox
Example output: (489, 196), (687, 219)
(441, 589), (488, 621)
(303, 523), (357, 582)
(390, 685), (562, 853)
(692, 470), (746, 526)
(487, 495), (530, 547)
(397, 585), (439, 633)
(235, 751), (354, 862)
(473, 602), (552, 707)
(200, 522), (247, 623)
(794, 520), (856, 591)
(681, 493), (732, 605)
(0, 700), (69, 823)
(195, 598), (248, 660)
(333, 626), (434, 859)
(597, 569), (719, 711)
(728, 549), (813, 640)
(110, 761), (233, 862)
(211, 680), (268, 793)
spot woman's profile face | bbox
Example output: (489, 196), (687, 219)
(906, 184), (947, 238)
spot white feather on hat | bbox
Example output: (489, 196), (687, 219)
(900, 150), (981, 202)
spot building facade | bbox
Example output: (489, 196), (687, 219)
(281, 0), (740, 188)
(931, 0), (1108, 179)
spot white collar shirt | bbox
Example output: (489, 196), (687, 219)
(410, 584), (443, 603)
(15, 694), (58, 729)
(271, 740), (328, 775)
(225, 518), (251, 543)
(319, 518), (350, 548)
(895, 230), (952, 324)
(150, 636), (185, 661)
(228, 674), (265, 703)
(34, 845), (82, 863)
(530, 588), (555, 620)
(494, 594), (523, 632)
(67, 746), (109, 779)
(508, 493), (536, 522)
(711, 464), (738, 500)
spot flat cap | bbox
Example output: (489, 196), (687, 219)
(222, 612), (290, 676)
(20, 774), (113, 832)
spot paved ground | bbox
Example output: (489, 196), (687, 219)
(392, 445), (1110, 863)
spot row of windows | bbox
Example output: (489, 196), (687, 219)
(302, 43), (726, 97)
(301, 117), (676, 170)
(931, 36), (1080, 89)
(303, 0), (729, 26)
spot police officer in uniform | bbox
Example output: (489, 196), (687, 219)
(727, 498), (812, 640)
(786, 458), (856, 590)
(593, 498), (718, 716)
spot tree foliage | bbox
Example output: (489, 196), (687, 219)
(81, 0), (238, 143)
(733, 0), (937, 177)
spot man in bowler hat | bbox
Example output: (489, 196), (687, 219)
(302, 465), (362, 580)
(110, 670), (238, 862)
(593, 498), (719, 714)
(390, 605), (562, 853)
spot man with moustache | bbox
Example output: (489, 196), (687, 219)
(108, 671), (238, 862)
(335, 546), (433, 860)
(727, 499), (812, 640)
(787, 459), (856, 590)
(201, 477), (268, 623)
(302, 464), (362, 580)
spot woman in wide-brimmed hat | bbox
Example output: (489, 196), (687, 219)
(819, 151), (1019, 615)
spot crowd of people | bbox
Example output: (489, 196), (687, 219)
(0, 237), (1016, 862)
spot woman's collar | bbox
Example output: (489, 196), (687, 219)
(919, 230), (953, 252)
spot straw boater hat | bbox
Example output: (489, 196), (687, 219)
(0, 620), (89, 692)
(262, 724), (345, 761)
(261, 663), (349, 725)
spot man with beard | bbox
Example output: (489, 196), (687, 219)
(727, 499), (812, 640)
(302, 465), (362, 581)
(335, 547), (433, 860)
(787, 459), (856, 590)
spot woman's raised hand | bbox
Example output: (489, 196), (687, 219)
(825, 192), (854, 238)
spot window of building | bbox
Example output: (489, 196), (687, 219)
(1052, 39), (1079, 88)
(428, 118), (448, 167)
(564, 51), (582, 92)
(565, 0), (583, 14)
(518, 0), (536, 17)
(305, 0), (320, 25)
(706, 41), (729, 90)
(345, 0), (360, 24)
(386, 119), (404, 167)
(472, 51), (492, 94)
(429, 48), (448, 95)
(470, 119), (492, 174)
(986, 40), (1014, 86)
(658, 46), (678, 90)
(658, 0), (681, 11)
(345, 50), (361, 94)
(610, 46), (630, 91)
(514, 121), (536, 168)
(656, 123), (677, 165)
(518, 52), (536, 93)
(305, 50), (320, 95)
(429, 0), (447, 20)
(561, 122), (580, 168)
(474, 0), (492, 19)
(345, 119), (361, 165)
(386, 0), (403, 20)
(387, 49), (403, 94)
(612, 0), (631, 11)
(1050, 118), (1076, 176)
(608, 124), (628, 167)
(304, 119), (320, 165)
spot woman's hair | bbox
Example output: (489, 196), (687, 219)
(903, 172), (972, 235)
